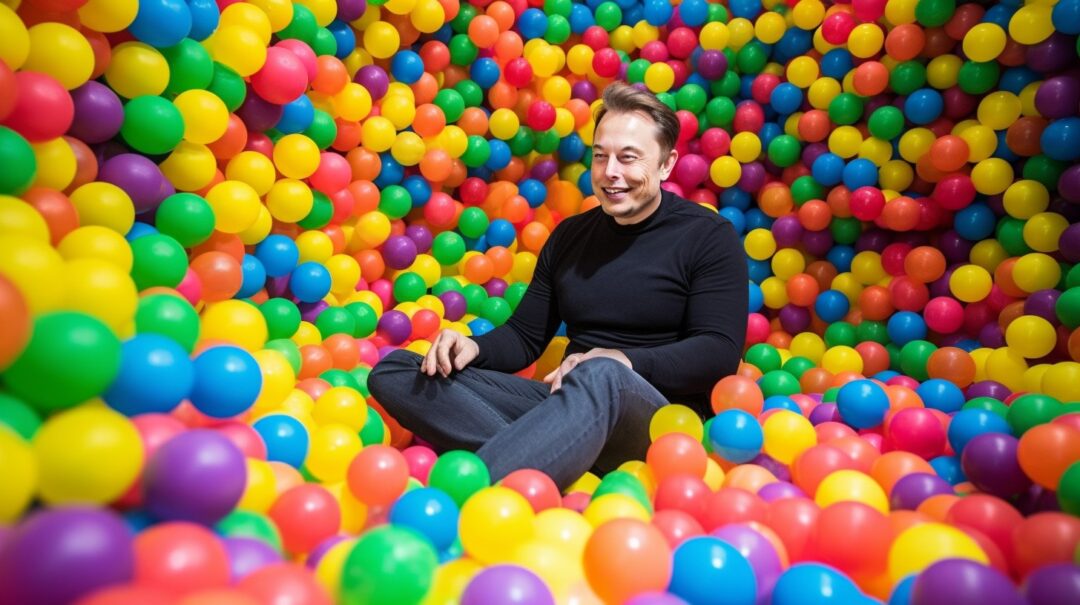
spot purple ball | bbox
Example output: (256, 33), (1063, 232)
(0, 507), (134, 605)
(223, 536), (283, 582)
(99, 153), (167, 214)
(1024, 289), (1062, 324)
(461, 565), (555, 605)
(143, 429), (247, 524)
(626, 594), (690, 605)
(439, 290), (467, 321)
(383, 235), (419, 270)
(809, 402), (841, 425)
(965, 380), (1010, 401)
(738, 161), (766, 192)
(405, 225), (433, 254)
(69, 81), (124, 144)
(889, 472), (954, 510)
(938, 231), (973, 265)
(802, 230), (834, 256)
(1021, 562), (1080, 605)
(696, 50), (728, 80)
(801, 142), (828, 168)
(855, 228), (890, 253)
(1034, 76), (1080, 120)
(571, 80), (597, 103)
(266, 274), (292, 299)
(960, 432), (1032, 498)
(778, 304), (810, 335)
(299, 300), (330, 323)
(1059, 165), (1080, 204)
(911, 558), (1024, 605)
(306, 534), (350, 569)
(1027, 33), (1075, 73)
(531, 159), (558, 182)
(771, 215), (803, 248)
(750, 453), (791, 482)
(758, 481), (806, 502)
(484, 277), (508, 298)
(377, 309), (412, 345)
(978, 323), (1005, 348)
(711, 523), (783, 605)
(237, 91), (284, 132)
(355, 65), (389, 100)
(1058, 222), (1080, 262)
(336, 0), (367, 21)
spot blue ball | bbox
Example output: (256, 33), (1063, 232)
(403, 174), (432, 207)
(126, 221), (158, 241)
(237, 254), (266, 299)
(670, 537), (756, 605)
(929, 455), (966, 485)
(290, 262), (331, 303)
(104, 334), (194, 415)
(719, 207), (746, 234)
(764, 395), (800, 413)
(485, 219), (516, 248)
(328, 20), (356, 58)
(255, 234), (299, 278)
(187, 0), (220, 41)
(1053, 0), (1080, 34)
(842, 158), (878, 190)
(747, 281), (764, 313)
(485, 139), (512, 171)
(747, 258), (771, 284)
(568, 3), (596, 33)
(389, 487), (460, 551)
(811, 153), (845, 186)
(708, 409), (764, 464)
(825, 245), (854, 273)
(814, 290), (850, 323)
(728, 0), (762, 20)
(837, 379), (890, 429)
(946, 409), (1012, 454)
(744, 208), (773, 231)
(916, 378), (965, 414)
(887, 573), (916, 605)
(130, 0), (192, 48)
(276, 95), (315, 134)
(519, 179), (547, 208)
(643, 0), (673, 25)
(374, 154), (405, 187)
(518, 8), (549, 39)
(391, 50), (425, 84)
(904, 89), (944, 125)
(721, 188), (752, 211)
(469, 58), (500, 89)
(954, 203), (995, 240)
(679, 0), (710, 25)
(467, 317), (495, 336)
(773, 564), (872, 605)
(1040, 117), (1080, 161)
(253, 414), (309, 468)
(820, 49), (853, 80)
(887, 311), (928, 345)
(190, 346), (262, 418)
(558, 133), (586, 162)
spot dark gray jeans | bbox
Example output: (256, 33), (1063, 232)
(367, 349), (670, 491)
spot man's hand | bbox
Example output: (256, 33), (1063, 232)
(542, 347), (632, 393)
(421, 329), (480, 377)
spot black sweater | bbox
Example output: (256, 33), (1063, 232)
(471, 189), (748, 415)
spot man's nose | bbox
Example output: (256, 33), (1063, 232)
(603, 155), (621, 180)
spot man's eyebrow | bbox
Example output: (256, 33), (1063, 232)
(592, 145), (646, 153)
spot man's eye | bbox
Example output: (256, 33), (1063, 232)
(620, 156), (636, 161)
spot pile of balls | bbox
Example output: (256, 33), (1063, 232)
(1, 0), (1079, 603)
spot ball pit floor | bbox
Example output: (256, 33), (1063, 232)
(2, 0), (1080, 603)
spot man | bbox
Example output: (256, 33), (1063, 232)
(368, 82), (747, 490)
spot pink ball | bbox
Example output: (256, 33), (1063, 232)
(309, 152), (352, 194)
(886, 375), (920, 390)
(402, 445), (437, 483)
(370, 278), (393, 309)
(212, 420), (268, 459)
(176, 268), (203, 306)
(822, 12), (857, 45)
(746, 312), (771, 345)
(275, 39), (318, 83)
(733, 101), (764, 133)
(358, 339), (379, 366)
(700, 128), (731, 158)
(852, 0), (887, 21)
(887, 407), (946, 459)
(251, 47), (309, 105)
(640, 40), (669, 62)
(673, 154), (708, 189)
(924, 296), (964, 334)
(667, 27), (698, 59)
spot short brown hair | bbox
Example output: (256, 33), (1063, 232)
(593, 82), (679, 157)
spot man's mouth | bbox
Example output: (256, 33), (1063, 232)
(602, 187), (630, 196)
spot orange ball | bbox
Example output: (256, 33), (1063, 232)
(299, 345), (333, 380)
(711, 375), (764, 416)
(926, 346), (976, 387)
(798, 200), (832, 231)
(467, 15), (500, 48)
(1017, 423), (1080, 490)
(647, 432), (708, 482)
(583, 520), (672, 605)
(323, 333), (360, 370)
(904, 246), (946, 283)
(852, 61), (889, 96)
(413, 104), (447, 138)
(484, 246), (514, 277)
(463, 254), (495, 284)
(858, 285), (894, 321)
(786, 273), (820, 307)
(190, 251), (242, 302)
(928, 135), (970, 172)
(868, 451), (933, 495)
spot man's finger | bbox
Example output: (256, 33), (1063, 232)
(421, 333), (441, 374)
(436, 336), (454, 376)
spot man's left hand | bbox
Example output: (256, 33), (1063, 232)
(542, 348), (633, 393)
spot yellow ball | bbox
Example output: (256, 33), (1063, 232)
(315, 537), (359, 596)
(815, 469), (889, 513)
(851, 251), (886, 285)
(247, 0), (295, 32)
(326, 254), (362, 295)
(362, 116), (398, 153)
(423, 558), (482, 605)
(699, 22), (731, 51)
(744, 228), (776, 261)
(105, 42), (170, 98)
(0, 235), (65, 313)
(821, 345), (864, 374)
(62, 258), (138, 331)
(888, 523), (988, 582)
(1003, 180), (1049, 219)
(391, 131), (426, 166)
(970, 158), (1014, 195)
(984, 347), (1028, 392)
(790, 333), (826, 363)
(274, 134), (321, 179)
(977, 92), (1021, 130)
(267, 179), (315, 224)
(1023, 212), (1069, 253)
(239, 206), (273, 246)
(363, 21), (401, 59)
(949, 264), (993, 302)
(963, 23), (1006, 62)
(205, 180), (261, 233)
(23, 22), (94, 90)
(710, 156), (742, 188)
(460, 486), (535, 563)
(313, 386), (369, 430)
(1041, 362), (1080, 403)
(643, 62), (675, 93)
(762, 410), (816, 464)
(238, 458), (278, 513)
(332, 83), (373, 121)
(1012, 253), (1061, 293)
(0, 3), (29, 70)
(355, 211), (392, 248)
(582, 493), (650, 527)
(786, 56), (819, 89)
(159, 141), (217, 192)
(1009, 4), (1054, 46)
(252, 349), (295, 410)
(792, 0), (826, 30)
(0, 428), (37, 522)
(730, 132), (762, 163)
(69, 182), (136, 235)
(220, 2), (273, 43)
(33, 403), (143, 505)
(1005, 315), (1057, 359)
(208, 26), (268, 77)
(848, 23), (884, 59)
(174, 90), (230, 144)
(226, 151), (277, 196)
(0, 194), (50, 243)
(755, 12), (787, 45)
(411, 0), (446, 34)
(649, 404), (704, 442)
(306, 423), (362, 482)
(201, 299), (269, 351)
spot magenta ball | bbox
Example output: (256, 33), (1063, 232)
(143, 429), (247, 525)
(69, 81), (124, 144)
(924, 296), (964, 334)
(673, 154), (708, 189)
(376, 309), (412, 345)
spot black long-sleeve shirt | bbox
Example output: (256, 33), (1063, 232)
(471, 189), (748, 415)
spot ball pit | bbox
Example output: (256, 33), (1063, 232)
(2, 0), (1080, 603)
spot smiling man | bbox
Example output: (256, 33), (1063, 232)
(367, 82), (748, 491)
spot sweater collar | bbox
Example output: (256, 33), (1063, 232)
(602, 188), (673, 234)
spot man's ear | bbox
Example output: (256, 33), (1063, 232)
(659, 147), (679, 180)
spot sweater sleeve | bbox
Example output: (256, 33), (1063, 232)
(469, 226), (564, 372)
(621, 220), (747, 395)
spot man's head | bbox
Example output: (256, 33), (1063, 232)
(591, 82), (680, 225)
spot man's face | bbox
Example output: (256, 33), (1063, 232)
(591, 110), (678, 225)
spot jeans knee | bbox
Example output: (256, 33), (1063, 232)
(569, 357), (634, 383)
(368, 349), (421, 396)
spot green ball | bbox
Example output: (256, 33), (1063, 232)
(316, 307), (357, 338)
(957, 60), (999, 95)
(713, 69), (741, 98)
(1060, 461), (1080, 516)
(265, 338), (302, 374)
(899, 339), (937, 382)
(1006, 393), (1062, 436)
(1023, 155), (1066, 192)
(856, 321), (889, 344)
(298, 191), (334, 229)
(279, 4), (318, 42)
(824, 322), (857, 347)
(767, 134), (801, 168)
(626, 59), (651, 85)
(706, 97), (736, 129)
(479, 297), (512, 326)
(462, 284), (488, 315)
(432, 232), (466, 266)
(379, 185), (413, 221)
(432, 277), (463, 296)
(448, 34), (478, 67)
(207, 63), (247, 112)
(2, 312), (121, 413)
(707, 3), (729, 22)
(130, 234), (188, 290)
(450, 4), (478, 33)
(745, 343), (782, 373)
(962, 397), (1009, 418)
(544, 14), (571, 44)
(350, 365), (372, 397)
(534, 128), (560, 154)
(1057, 287), (1080, 329)
(121, 95), (185, 155)
(593, 470), (652, 513)
(321, 368), (361, 390)
(340, 526), (438, 605)
(434, 89), (466, 123)
(676, 84), (708, 114)
(304, 109), (337, 150)
(790, 175), (824, 205)
(155, 193), (215, 248)
(782, 356), (815, 379)
(393, 271), (427, 303)
(457, 207), (490, 239)
(996, 216), (1032, 257)
(504, 282), (528, 311)
(461, 135), (491, 168)
(544, 0), (572, 17)
(759, 370), (800, 397)
(136, 293), (200, 352)
(359, 405), (386, 445)
(735, 41), (768, 75)
(162, 38), (214, 96)
(216, 510), (284, 552)
(915, 0), (955, 28)
(0, 126), (36, 195)
(595, 2), (622, 30)
(0, 392), (42, 440)
(868, 106), (905, 141)
(508, 126), (536, 156)
(829, 216), (862, 245)
(427, 450), (491, 507)
(890, 61), (927, 96)
(453, 80), (484, 108)
(311, 28), (337, 57)
(261, 298), (301, 340)
(828, 93), (865, 126)
(1066, 264), (1080, 290)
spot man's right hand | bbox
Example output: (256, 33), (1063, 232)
(420, 328), (480, 377)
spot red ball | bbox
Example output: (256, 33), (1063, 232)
(924, 296), (964, 334)
(458, 177), (488, 205)
(591, 48), (621, 78)
(932, 174), (976, 210)
(134, 523), (230, 595)
(346, 444), (409, 507)
(666, 27), (698, 59)
(850, 186), (886, 220)
(651, 509), (705, 549)
(732, 101), (765, 133)
(1, 71), (74, 142)
(640, 40), (669, 62)
(750, 74), (781, 105)
(503, 57), (534, 87)
(821, 12), (857, 45)
(526, 100), (556, 131)
(675, 110), (698, 143)
(581, 25), (609, 51)
(500, 468), (561, 512)
(881, 243), (913, 276)
(886, 407), (946, 459)
(252, 46), (309, 104)
(268, 484), (342, 555)
(309, 152), (352, 194)
(654, 474), (711, 527)
(699, 128), (731, 159)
